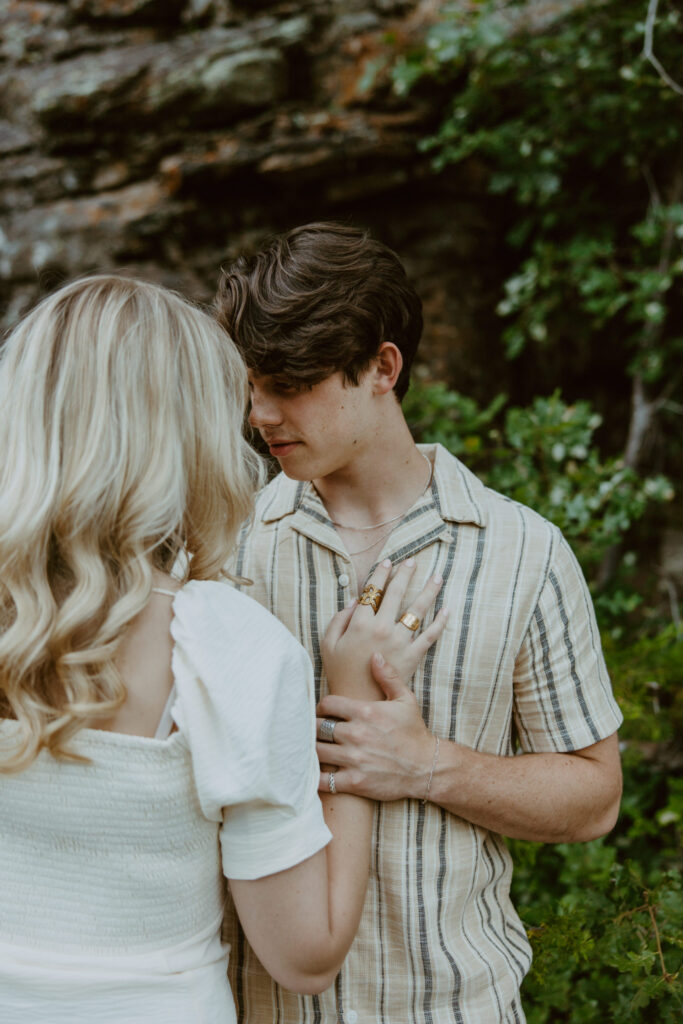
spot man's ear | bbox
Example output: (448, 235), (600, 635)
(371, 342), (403, 395)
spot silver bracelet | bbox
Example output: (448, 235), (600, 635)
(422, 735), (440, 805)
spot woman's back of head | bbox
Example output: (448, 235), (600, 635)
(0, 274), (263, 770)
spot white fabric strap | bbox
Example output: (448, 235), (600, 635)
(151, 587), (179, 739)
(154, 684), (177, 740)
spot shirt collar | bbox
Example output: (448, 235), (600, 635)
(259, 444), (487, 529)
(429, 443), (487, 527)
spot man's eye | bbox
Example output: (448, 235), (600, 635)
(248, 377), (310, 397)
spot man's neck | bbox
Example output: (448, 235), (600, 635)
(312, 416), (431, 530)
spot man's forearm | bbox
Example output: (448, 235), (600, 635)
(421, 732), (622, 843)
(317, 668), (622, 845)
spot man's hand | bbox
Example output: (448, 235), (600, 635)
(318, 661), (623, 844)
(316, 657), (435, 801)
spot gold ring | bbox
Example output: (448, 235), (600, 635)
(399, 611), (421, 632)
(358, 584), (384, 614)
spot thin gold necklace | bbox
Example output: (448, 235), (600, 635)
(328, 451), (433, 532)
(347, 526), (397, 557)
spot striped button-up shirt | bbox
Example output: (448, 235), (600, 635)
(223, 444), (622, 1024)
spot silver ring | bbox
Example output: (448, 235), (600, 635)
(320, 718), (337, 743)
(328, 772), (337, 794)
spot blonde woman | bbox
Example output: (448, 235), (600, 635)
(0, 275), (447, 1023)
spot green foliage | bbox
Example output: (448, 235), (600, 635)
(393, 0), (683, 445)
(405, 376), (682, 1021)
(508, 640), (683, 1022)
(404, 380), (673, 580)
(510, 838), (683, 1023)
(509, 717), (683, 1022)
(603, 625), (683, 745)
(394, 6), (683, 1012)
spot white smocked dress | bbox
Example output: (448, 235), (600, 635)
(0, 581), (331, 1024)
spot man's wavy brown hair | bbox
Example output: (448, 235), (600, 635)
(215, 222), (423, 400)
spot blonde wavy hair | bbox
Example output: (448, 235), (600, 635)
(0, 274), (264, 771)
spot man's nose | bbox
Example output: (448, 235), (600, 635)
(248, 389), (282, 429)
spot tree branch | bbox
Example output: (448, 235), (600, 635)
(642, 0), (683, 95)
(596, 167), (682, 587)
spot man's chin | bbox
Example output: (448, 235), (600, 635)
(278, 463), (312, 481)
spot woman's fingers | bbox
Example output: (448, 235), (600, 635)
(355, 558), (393, 617)
(357, 561), (442, 628)
(323, 599), (358, 646)
(375, 558), (416, 621)
(411, 606), (450, 657)
(406, 572), (444, 621)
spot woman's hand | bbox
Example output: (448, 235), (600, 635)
(322, 558), (448, 702)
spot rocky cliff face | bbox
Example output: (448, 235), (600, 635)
(0, 0), (507, 389)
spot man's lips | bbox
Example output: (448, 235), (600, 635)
(266, 440), (301, 457)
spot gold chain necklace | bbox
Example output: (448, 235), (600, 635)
(335, 452), (434, 557)
(328, 451), (433, 532)
(347, 526), (397, 557)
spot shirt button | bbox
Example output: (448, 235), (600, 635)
(346, 1012), (358, 1024)
(337, 573), (350, 587)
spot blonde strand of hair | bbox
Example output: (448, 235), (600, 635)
(0, 274), (264, 771)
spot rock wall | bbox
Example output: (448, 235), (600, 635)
(2, 1), (679, 581)
(0, 0), (508, 393)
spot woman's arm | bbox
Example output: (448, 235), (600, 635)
(229, 559), (447, 993)
(229, 787), (374, 993)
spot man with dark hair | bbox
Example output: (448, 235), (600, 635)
(217, 221), (422, 400)
(216, 222), (623, 1024)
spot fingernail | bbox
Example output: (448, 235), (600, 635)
(382, 558), (392, 568)
(405, 557), (415, 567)
(433, 573), (442, 584)
(374, 652), (385, 666)
(441, 606), (450, 618)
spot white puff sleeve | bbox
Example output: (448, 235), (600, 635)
(169, 581), (331, 880)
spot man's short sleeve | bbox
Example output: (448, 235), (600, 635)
(513, 531), (623, 752)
